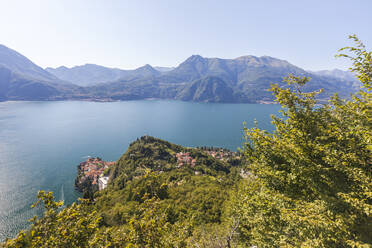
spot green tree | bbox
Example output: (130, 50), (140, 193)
(231, 36), (371, 247)
(3, 191), (100, 248)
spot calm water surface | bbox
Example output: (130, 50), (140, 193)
(0, 100), (280, 240)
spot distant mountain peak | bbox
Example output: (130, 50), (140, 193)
(310, 69), (356, 82)
(84, 63), (103, 67)
(53, 65), (69, 70)
(142, 64), (154, 69)
(234, 55), (258, 60)
(0, 44), (58, 82)
(185, 55), (205, 62)
(235, 55), (281, 62)
(234, 55), (293, 68)
(135, 64), (157, 72)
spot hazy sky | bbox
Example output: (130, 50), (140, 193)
(0, 0), (371, 70)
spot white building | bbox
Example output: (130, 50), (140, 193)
(98, 176), (109, 190)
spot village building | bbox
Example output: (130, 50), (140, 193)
(76, 157), (115, 192)
(98, 176), (109, 190)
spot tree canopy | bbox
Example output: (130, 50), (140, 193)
(231, 35), (371, 247)
(2, 36), (371, 248)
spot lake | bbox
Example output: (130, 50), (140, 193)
(0, 100), (280, 241)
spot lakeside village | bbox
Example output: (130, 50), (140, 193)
(176, 148), (237, 168)
(75, 157), (115, 192)
(75, 147), (239, 194)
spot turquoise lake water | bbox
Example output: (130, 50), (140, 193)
(0, 100), (281, 241)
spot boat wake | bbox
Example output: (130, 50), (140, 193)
(59, 185), (65, 208)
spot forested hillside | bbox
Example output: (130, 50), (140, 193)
(2, 37), (371, 248)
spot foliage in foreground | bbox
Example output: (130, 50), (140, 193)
(2, 36), (371, 247)
(231, 35), (371, 247)
(3, 138), (242, 248)
(2, 191), (100, 248)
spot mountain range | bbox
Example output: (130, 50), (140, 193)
(0, 44), (359, 103)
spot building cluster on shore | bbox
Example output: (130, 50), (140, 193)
(78, 157), (115, 190)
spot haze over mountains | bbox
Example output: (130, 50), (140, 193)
(45, 64), (162, 87)
(0, 44), (359, 103)
(310, 69), (357, 82)
(0, 45), (80, 101)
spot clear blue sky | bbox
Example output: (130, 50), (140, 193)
(0, 0), (371, 70)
